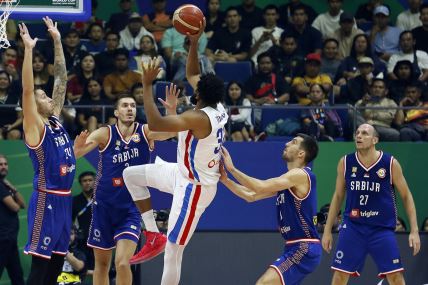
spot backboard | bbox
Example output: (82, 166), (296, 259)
(1, 0), (91, 21)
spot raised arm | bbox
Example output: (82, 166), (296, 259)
(44, 17), (67, 117)
(73, 128), (109, 158)
(186, 19), (206, 90)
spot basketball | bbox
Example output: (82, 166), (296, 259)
(173, 4), (204, 35)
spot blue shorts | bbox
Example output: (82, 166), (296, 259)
(87, 200), (141, 250)
(24, 191), (72, 259)
(332, 219), (404, 278)
(271, 242), (322, 285)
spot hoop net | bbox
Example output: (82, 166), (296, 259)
(0, 0), (19, 49)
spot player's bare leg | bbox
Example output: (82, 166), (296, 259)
(331, 271), (350, 285)
(115, 239), (137, 285)
(93, 248), (112, 285)
(256, 268), (282, 285)
(386, 272), (405, 285)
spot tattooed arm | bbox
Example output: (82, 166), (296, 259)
(44, 16), (67, 117)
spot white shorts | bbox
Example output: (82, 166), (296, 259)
(145, 158), (217, 246)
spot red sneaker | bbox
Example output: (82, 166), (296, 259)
(129, 231), (167, 265)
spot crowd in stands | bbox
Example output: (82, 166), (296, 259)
(1, 0), (428, 142)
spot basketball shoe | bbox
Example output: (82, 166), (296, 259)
(129, 231), (167, 264)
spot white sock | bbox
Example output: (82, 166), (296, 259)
(161, 241), (184, 285)
(142, 210), (159, 233)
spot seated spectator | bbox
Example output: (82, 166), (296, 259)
(67, 53), (99, 103)
(388, 60), (420, 104)
(412, 3), (428, 54)
(394, 82), (428, 141)
(387, 31), (428, 82)
(335, 33), (385, 85)
(142, 0), (172, 43)
(369, 5), (401, 62)
(72, 0), (105, 37)
(354, 78), (400, 141)
(77, 79), (112, 132)
(316, 203), (341, 233)
(236, 0), (263, 31)
(171, 37), (213, 82)
(106, 0), (133, 33)
(249, 5), (284, 66)
(62, 29), (88, 75)
(205, 0), (225, 39)
(0, 71), (21, 140)
(206, 6), (252, 63)
(224, 81), (254, 142)
(81, 23), (106, 55)
(312, 0), (344, 39)
(278, 0), (317, 28)
(395, 217), (407, 232)
(329, 12), (364, 59)
(292, 53), (332, 105)
(267, 33), (304, 84)
(301, 83), (343, 141)
(103, 48), (141, 101)
(421, 217), (428, 232)
(285, 4), (323, 56)
(95, 31), (120, 77)
(131, 35), (166, 79)
(320, 38), (341, 80)
(355, 0), (387, 27)
(396, 0), (422, 31)
(131, 83), (147, 124)
(32, 51), (53, 96)
(246, 52), (290, 106)
(0, 46), (19, 81)
(119, 12), (156, 52)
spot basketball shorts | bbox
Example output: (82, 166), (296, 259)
(87, 199), (141, 250)
(24, 191), (72, 259)
(332, 218), (404, 278)
(270, 241), (322, 285)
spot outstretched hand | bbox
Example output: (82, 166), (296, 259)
(186, 18), (206, 45)
(19, 23), (38, 49)
(43, 16), (61, 41)
(74, 130), (93, 151)
(221, 146), (235, 172)
(141, 58), (161, 86)
(158, 83), (179, 115)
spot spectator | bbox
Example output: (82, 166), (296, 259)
(236, 0), (263, 31)
(355, 0), (386, 26)
(224, 81), (254, 142)
(77, 79), (112, 132)
(278, 0), (317, 28)
(67, 53), (99, 103)
(119, 12), (156, 52)
(316, 203), (341, 233)
(292, 53), (332, 105)
(301, 83), (343, 141)
(106, 0), (133, 33)
(72, 171), (96, 278)
(355, 78), (400, 141)
(320, 38), (341, 80)
(412, 3), (428, 54)
(142, 0), (172, 43)
(81, 23), (106, 55)
(369, 5), (401, 62)
(131, 35), (166, 79)
(312, 0), (344, 39)
(0, 154), (25, 285)
(33, 51), (54, 96)
(396, 0), (422, 31)
(62, 29), (88, 75)
(388, 31), (428, 82)
(421, 217), (428, 232)
(285, 4), (323, 56)
(103, 48), (141, 101)
(0, 71), (21, 140)
(246, 52), (290, 106)
(329, 12), (364, 59)
(206, 6), (251, 63)
(154, 209), (170, 234)
(72, 0), (105, 37)
(388, 60), (419, 104)
(0, 46), (19, 81)
(395, 217), (407, 232)
(131, 83), (147, 124)
(249, 5), (284, 66)
(267, 33), (304, 84)
(204, 0), (225, 39)
(395, 82), (428, 141)
(95, 31), (120, 77)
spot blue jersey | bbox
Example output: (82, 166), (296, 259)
(26, 116), (76, 195)
(94, 123), (150, 208)
(276, 167), (320, 243)
(343, 151), (396, 229)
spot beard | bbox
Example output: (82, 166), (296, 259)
(190, 94), (197, 105)
(0, 172), (7, 179)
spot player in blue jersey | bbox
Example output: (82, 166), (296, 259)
(19, 18), (79, 285)
(73, 93), (177, 285)
(322, 123), (421, 285)
(220, 134), (321, 285)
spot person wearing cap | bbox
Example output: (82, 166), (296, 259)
(355, 0), (388, 26)
(387, 30), (428, 82)
(142, 0), (172, 43)
(292, 52), (332, 105)
(312, 0), (346, 39)
(396, 0), (423, 31)
(369, 5), (401, 62)
(412, 3), (428, 54)
(119, 12), (156, 52)
(328, 12), (364, 59)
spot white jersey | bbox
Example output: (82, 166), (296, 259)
(177, 103), (228, 185)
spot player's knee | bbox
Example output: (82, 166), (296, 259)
(94, 260), (110, 272)
(114, 258), (130, 273)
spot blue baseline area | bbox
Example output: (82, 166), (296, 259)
(83, 141), (294, 231)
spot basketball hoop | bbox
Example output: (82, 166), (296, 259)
(0, 0), (19, 49)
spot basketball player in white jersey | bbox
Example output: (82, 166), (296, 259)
(123, 19), (228, 285)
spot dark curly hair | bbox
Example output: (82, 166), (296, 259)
(196, 73), (225, 106)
